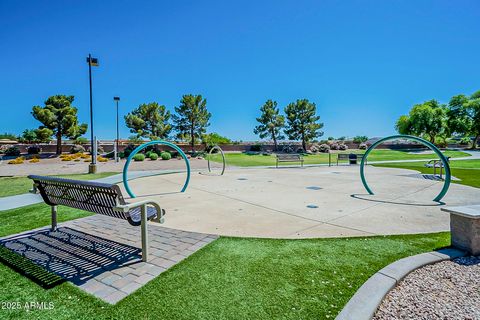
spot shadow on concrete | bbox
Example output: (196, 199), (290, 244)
(350, 194), (445, 206)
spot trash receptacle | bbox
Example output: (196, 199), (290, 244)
(349, 153), (357, 165)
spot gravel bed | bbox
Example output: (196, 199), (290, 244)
(374, 256), (480, 319)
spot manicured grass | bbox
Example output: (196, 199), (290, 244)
(207, 150), (470, 167)
(0, 203), (450, 319)
(373, 159), (480, 189)
(0, 172), (118, 198)
(0, 222), (449, 319)
(0, 203), (92, 237)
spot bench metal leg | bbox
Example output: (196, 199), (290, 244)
(51, 205), (57, 231)
(141, 205), (149, 262)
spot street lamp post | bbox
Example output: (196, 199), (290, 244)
(113, 96), (120, 162)
(86, 54), (99, 174)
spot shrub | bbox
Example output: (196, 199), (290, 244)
(319, 144), (330, 153)
(133, 154), (145, 161)
(309, 144), (319, 153)
(149, 153), (158, 160)
(459, 137), (471, 145)
(123, 144), (136, 158)
(70, 145), (85, 154)
(339, 144), (348, 151)
(161, 152), (171, 160)
(29, 158), (40, 163)
(250, 144), (262, 152)
(359, 143), (368, 150)
(105, 151), (115, 159)
(5, 146), (21, 156)
(73, 137), (88, 145)
(118, 152), (125, 159)
(27, 145), (41, 154)
(61, 155), (74, 161)
(8, 156), (24, 164)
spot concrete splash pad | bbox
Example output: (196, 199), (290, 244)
(122, 166), (480, 239)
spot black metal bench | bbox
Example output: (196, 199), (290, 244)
(336, 153), (367, 165)
(276, 154), (304, 168)
(29, 175), (165, 262)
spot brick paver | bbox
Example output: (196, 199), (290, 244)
(0, 214), (218, 304)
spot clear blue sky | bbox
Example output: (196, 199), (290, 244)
(1, 0), (479, 141)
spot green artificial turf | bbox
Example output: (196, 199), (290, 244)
(0, 172), (118, 198)
(207, 150), (469, 167)
(373, 159), (480, 189)
(0, 230), (450, 320)
(0, 203), (92, 237)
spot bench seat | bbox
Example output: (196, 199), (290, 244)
(29, 175), (165, 261)
(276, 154), (304, 168)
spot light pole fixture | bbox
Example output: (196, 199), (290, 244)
(114, 96), (120, 162)
(86, 54), (99, 173)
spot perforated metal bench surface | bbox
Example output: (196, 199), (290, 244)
(28, 175), (165, 262)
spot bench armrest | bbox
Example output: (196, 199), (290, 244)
(114, 200), (165, 223)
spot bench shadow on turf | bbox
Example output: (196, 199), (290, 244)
(0, 227), (141, 288)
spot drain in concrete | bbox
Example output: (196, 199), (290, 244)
(306, 204), (319, 208)
(237, 178), (248, 181)
(306, 186), (322, 190)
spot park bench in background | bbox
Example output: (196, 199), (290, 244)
(29, 175), (165, 262)
(276, 154), (304, 168)
(425, 156), (451, 179)
(336, 153), (366, 165)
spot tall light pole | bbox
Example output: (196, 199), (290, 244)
(113, 96), (120, 162)
(86, 54), (99, 174)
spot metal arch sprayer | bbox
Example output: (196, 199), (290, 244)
(359, 134), (451, 202)
(205, 145), (226, 175)
(122, 140), (191, 198)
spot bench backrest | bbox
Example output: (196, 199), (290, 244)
(277, 154), (303, 160)
(338, 153), (365, 160)
(29, 175), (129, 220)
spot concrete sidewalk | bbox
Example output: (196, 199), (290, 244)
(0, 170), (186, 211)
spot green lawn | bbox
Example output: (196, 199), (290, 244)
(373, 159), (480, 189)
(0, 172), (118, 198)
(0, 203), (450, 319)
(207, 150), (470, 167)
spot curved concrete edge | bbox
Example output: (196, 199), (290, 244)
(335, 248), (467, 320)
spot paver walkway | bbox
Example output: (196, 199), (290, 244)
(0, 214), (218, 304)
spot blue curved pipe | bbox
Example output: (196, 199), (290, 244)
(359, 134), (451, 202)
(122, 140), (191, 198)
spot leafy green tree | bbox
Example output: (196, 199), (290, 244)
(202, 132), (231, 152)
(20, 129), (37, 143)
(34, 128), (53, 143)
(32, 95), (87, 154)
(447, 90), (480, 149)
(353, 135), (368, 143)
(202, 132), (231, 145)
(253, 100), (285, 151)
(284, 99), (324, 151)
(395, 100), (447, 143)
(125, 102), (172, 140)
(0, 133), (18, 140)
(172, 94), (211, 152)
